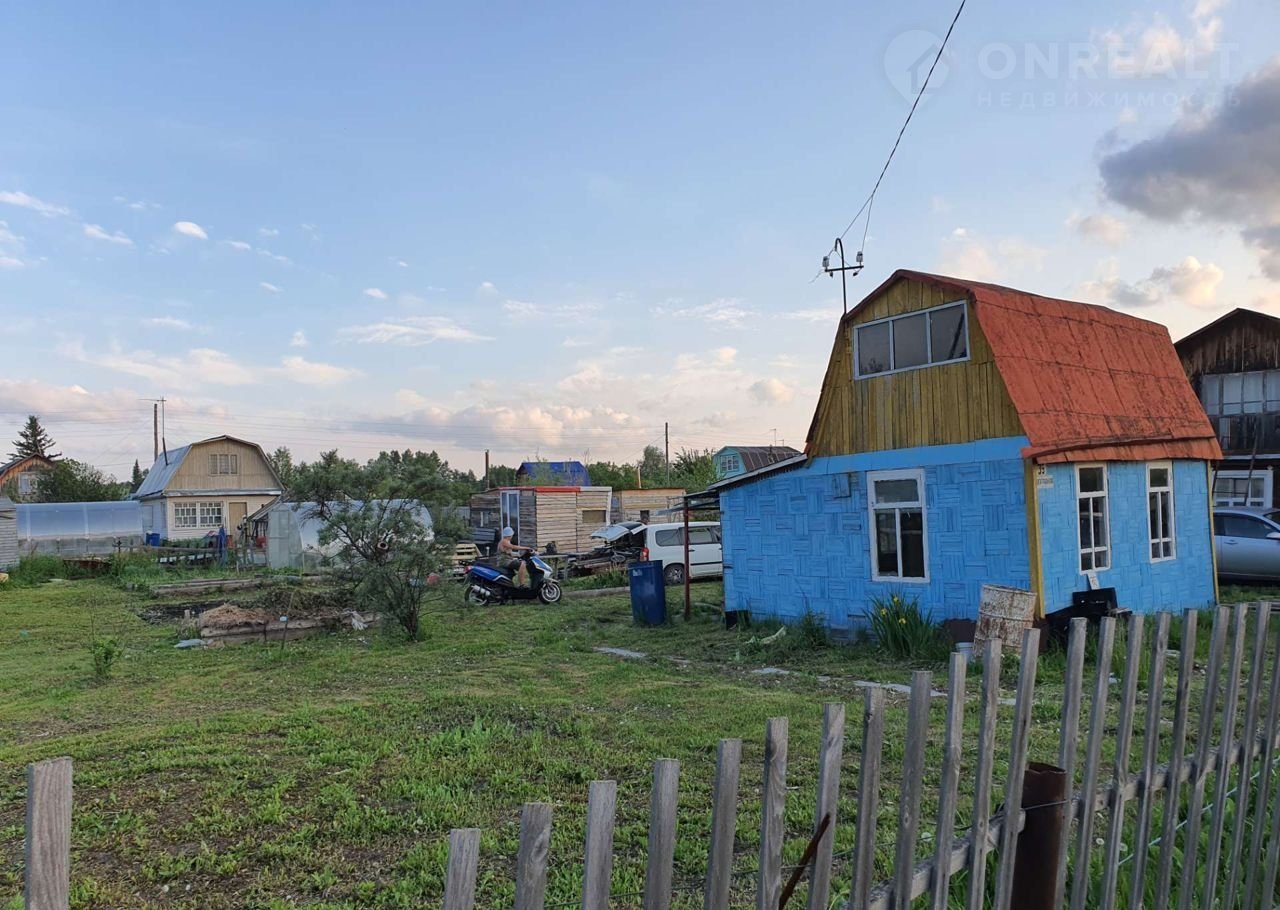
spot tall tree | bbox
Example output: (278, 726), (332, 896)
(268, 446), (297, 493)
(35, 460), (128, 502)
(639, 444), (667, 488)
(130, 460), (147, 493)
(670, 448), (717, 491)
(11, 415), (57, 460)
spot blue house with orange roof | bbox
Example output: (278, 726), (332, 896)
(714, 270), (1221, 629)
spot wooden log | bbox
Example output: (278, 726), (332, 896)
(1069, 615), (1116, 910)
(1223, 603), (1270, 910)
(644, 759), (680, 910)
(1099, 615), (1144, 910)
(1126, 611), (1170, 910)
(893, 671), (932, 910)
(1154, 609), (1198, 910)
(851, 688), (886, 910)
(965, 638), (1002, 910)
(992, 629), (1040, 910)
(929, 654), (967, 910)
(25, 757), (72, 910)
(807, 703), (846, 910)
(582, 781), (618, 910)
(515, 803), (553, 910)
(1243, 607), (1280, 910)
(757, 717), (789, 910)
(443, 828), (481, 910)
(704, 740), (742, 910)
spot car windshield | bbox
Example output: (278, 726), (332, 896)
(1267, 511), (1280, 526)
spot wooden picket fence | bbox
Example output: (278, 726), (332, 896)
(17, 603), (1280, 909)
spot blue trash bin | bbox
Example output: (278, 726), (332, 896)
(629, 560), (667, 626)
(145, 532), (161, 547)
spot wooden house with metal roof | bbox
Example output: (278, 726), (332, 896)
(717, 269), (1220, 630)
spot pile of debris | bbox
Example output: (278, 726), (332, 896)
(191, 600), (374, 647)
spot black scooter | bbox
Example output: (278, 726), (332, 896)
(464, 552), (563, 605)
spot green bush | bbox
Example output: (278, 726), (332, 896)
(8, 555), (88, 586)
(865, 591), (949, 661)
(90, 637), (121, 681)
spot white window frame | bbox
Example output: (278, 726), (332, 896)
(209, 453), (239, 475)
(174, 502), (198, 529)
(1076, 464), (1111, 573)
(1147, 461), (1176, 562)
(1213, 469), (1272, 508)
(198, 501), (224, 529)
(867, 468), (929, 583)
(853, 300), (970, 379)
(718, 453), (741, 475)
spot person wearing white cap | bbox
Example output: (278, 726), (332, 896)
(498, 526), (531, 587)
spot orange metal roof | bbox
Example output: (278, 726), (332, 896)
(836, 270), (1223, 464)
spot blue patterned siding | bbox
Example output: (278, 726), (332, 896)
(1035, 461), (1215, 614)
(720, 439), (1033, 629)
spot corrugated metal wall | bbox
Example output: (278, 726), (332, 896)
(0, 498), (17, 570)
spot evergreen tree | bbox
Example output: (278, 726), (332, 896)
(11, 415), (57, 460)
(130, 460), (147, 493)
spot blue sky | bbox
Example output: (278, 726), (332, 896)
(2, 0), (1279, 477)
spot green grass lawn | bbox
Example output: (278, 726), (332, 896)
(2, 577), (1279, 909)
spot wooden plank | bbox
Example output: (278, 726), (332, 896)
(1260, 738), (1280, 910)
(1099, 615), (1144, 910)
(851, 688), (886, 910)
(1242, 607), (1280, 910)
(1203, 604), (1248, 908)
(894, 671), (932, 910)
(966, 638), (1003, 910)
(1052, 618), (1089, 910)
(25, 757), (72, 910)
(582, 780), (618, 910)
(1069, 615), (1116, 910)
(644, 760), (680, 910)
(514, 803), (553, 910)
(1154, 609), (1198, 910)
(757, 717), (789, 910)
(1176, 606), (1229, 910)
(807, 703), (846, 910)
(443, 828), (481, 910)
(1223, 603), (1270, 910)
(1126, 611), (1170, 910)
(704, 739), (742, 910)
(993, 630), (1041, 910)
(929, 654), (967, 910)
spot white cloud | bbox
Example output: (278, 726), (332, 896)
(258, 227), (279, 237)
(655, 297), (754, 328)
(713, 346), (737, 365)
(83, 223), (133, 246)
(782, 306), (843, 323)
(562, 336), (594, 348)
(1093, 3), (1224, 79)
(223, 240), (252, 252)
(339, 316), (493, 346)
(748, 377), (796, 405)
(0, 190), (70, 217)
(1118, 107), (1139, 125)
(478, 281), (498, 295)
(260, 282), (281, 293)
(0, 220), (24, 268)
(936, 231), (1047, 281)
(1082, 255), (1224, 309)
(142, 316), (194, 331)
(59, 340), (258, 388)
(273, 356), (360, 387)
(394, 259), (409, 268)
(257, 247), (292, 265)
(0, 256), (23, 270)
(363, 287), (389, 300)
(115, 196), (160, 211)
(931, 196), (952, 214)
(290, 330), (308, 348)
(503, 299), (540, 319)
(1067, 213), (1130, 246)
(173, 221), (208, 240)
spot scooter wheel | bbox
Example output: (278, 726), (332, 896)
(538, 581), (562, 604)
(464, 587), (491, 606)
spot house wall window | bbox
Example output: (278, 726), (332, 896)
(209, 453), (239, 475)
(16, 471), (38, 495)
(1077, 465), (1110, 572)
(867, 469), (928, 581)
(199, 502), (224, 528)
(174, 503), (198, 529)
(1213, 470), (1271, 507)
(855, 301), (969, 378)
(1147, 462), (1175, 561)
(718, 453), (741, 475)
(581, 509), (607, 527)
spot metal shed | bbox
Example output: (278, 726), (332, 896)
(0, 496), (17, 570)
(16, 501), (144, 556)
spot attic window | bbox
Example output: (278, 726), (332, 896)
(209, 454), (239, 475)
(855, 301), (969, 378)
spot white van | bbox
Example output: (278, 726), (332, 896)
(641, 521), (723, 585)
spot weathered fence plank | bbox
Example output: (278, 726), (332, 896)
(644, 759), (680, 910)
(1052, 617), (1089, 910)
(515, 803), (553, 910)
(443, 828), (481, 910)
(1126, 611), (1169, 910)
(928, 653), (967, 910)
(807, 703), (846, 910)
(1204, 604), (1247, 909)
(1154, 609), (1198, 910)
(25, 757), (72, 910)
(1099, 615), (1144, 910)
(992, 630), (1040, 910)
(851, 688), (886, 910)
(1070, 615), (1116, 910)
(893, 671), (932, 910)
(758, 717), (789, 910)
(1243, 609), (1280, 910)
(1177, 605), (1229, 910)
(704, 739), (741, 910)
(1224, 603), (1270, 910)
(965, 637), (1002, 910)
(582, 780), (618, 910)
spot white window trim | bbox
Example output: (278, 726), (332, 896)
(1147, 461), (1176, 563)
(174, 502), (198, 529)
(853, 300), (971, 380)
(1213, 469), (1272, 508)
(198, 501), (224, 529)
(867, 468), (930, 584)
(1075, 463), (1112, 574)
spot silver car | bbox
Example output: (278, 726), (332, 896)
(1214, 506), (1280, 581)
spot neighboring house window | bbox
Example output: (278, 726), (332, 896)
(581, 509), (607, 527)
(199, 502), (224, 528)
(868, 469), (927, 581)
(209, 454), (239, 475)
(718, 453), (741, 475)
(16, 471), (37, 495)
(1213, 470), (1271, 508)
(174, 503), (198, 529)
(1147, 462), (1175, 561)
(1077, 465), (1110, 572)
(855, 301), (969, 378)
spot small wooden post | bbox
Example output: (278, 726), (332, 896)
(443, 828), (481, 910)
(1051, 618), (1089, 910)
(25, 757), (72, 910)
(644, 759), (680, 910)
(515, 803), (553, 910)
(1223, 603), (1270, 910)
(1098, 615), (1144, 910)
(965, 638), (1002, 910)
(1069, 616), (1116, 910)
(582, 781), (618, 910)
(894, 671), (932, 910)
(1243, 609), (1280, 910)
(704, 739), (742, 910)
(807, 703), (846, 910)
(1009, 763), (1068, 910)
(1204, 604), (1248, 909)
(851, 688), (886, 910)
(1154, 609), (1198, 910)
(1127, 611), (1170, 910)
(758, 717), (789, 910)
(993, 629), (1040, 910)
(929, 654), (967, 910)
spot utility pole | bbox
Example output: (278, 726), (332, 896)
(664, 421), (670, 486)
(484, 449), (490, 489)
(153, 403), (159, 461)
